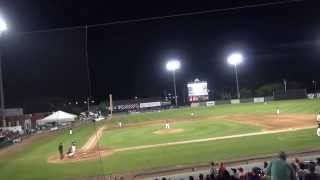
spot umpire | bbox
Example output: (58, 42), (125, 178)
(58, 142), (64, 160)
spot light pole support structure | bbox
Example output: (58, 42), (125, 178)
(234, 64), (240, 99)
(172, 70), (178, 106)
(0, 51), (5, 127)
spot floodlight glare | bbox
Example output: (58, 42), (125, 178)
(0, 17), (7, 32)
(166, 60), (181, 71)
(227, 53), (243, 65)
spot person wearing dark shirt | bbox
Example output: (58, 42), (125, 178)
(58, 142), (64, 160)
(304, 163), (320, 180)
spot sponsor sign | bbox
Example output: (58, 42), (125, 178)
(231, 99), (240, 104)
(254, 97), (265, 103)
(139, 102), (161, 108)
(206, 101), (215, 106)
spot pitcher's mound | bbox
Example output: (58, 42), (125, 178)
(153, 128), (184, 135)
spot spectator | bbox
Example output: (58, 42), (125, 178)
(210, 173), (216, 180)
(218, 162), (226, 175)
(266, 151), (296, 180)
(315, 158), (320, 174)
(291, 163), (298, 179)
(238, 167), (247, 180)
(217, 162), (230, 180)
(297, 162), (307, 180)
(199, 174), (204, 180)
(294, 158), (300, 167)
(263, 162), (268, 175)
(250, 167), (261, 180)
(230, 168), (240, 180)
(209, 161), (218, 177)
(205, 174), (211, 180)
(304, 162), (320, 180)
(189, 176), (195, 180)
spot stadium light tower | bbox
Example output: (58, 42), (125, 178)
(227, 52), (243, 99)
(0, 16), (6, 127)
(312, 80), (317, 93)
(166, 60), (180, 106)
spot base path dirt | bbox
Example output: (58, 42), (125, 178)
(48, 126), (109, 163)
(81, 126), (105, 151)
(222, 114), (316, 130)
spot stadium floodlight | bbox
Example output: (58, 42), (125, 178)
(0, 15), (6, 127)
(227, 52), (243, 99)
(166, 59), (181, 106)
(227, 53), (243, 65)
(166, 60), (180, 71)
(0, 17), (7, 33)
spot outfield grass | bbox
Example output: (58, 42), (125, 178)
(0, 99), (319, 180)
(100, 120), (261, 148)
(110, 99), (320, 124)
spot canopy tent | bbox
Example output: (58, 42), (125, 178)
(37, 111), (77, 125)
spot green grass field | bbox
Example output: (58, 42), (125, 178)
(100, 120), (261, 148)
(0, 99), (320, 180)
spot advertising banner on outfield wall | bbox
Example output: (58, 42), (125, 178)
(206, 101), (215, 106)
(254, 97), (265, 103)
(231, 99), (240, 104)
(139, 102), (161, 108)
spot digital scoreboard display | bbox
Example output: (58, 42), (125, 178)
(187, 82), (208, 96)
(187, 81), (209, 102)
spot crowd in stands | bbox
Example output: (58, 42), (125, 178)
(157, 152), (320, 180)
(0, 129), (22, 143)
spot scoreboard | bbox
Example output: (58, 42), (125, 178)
(187, 80), (209, 102)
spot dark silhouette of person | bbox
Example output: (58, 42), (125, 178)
(58, 142), (64, 160)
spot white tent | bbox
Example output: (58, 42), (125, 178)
(37, 111), (77, 125)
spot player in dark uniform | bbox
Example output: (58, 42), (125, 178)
(58, 142), (64, 160)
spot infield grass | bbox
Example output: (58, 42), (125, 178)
(100, 120), (261, 148)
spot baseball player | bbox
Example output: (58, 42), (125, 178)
(165, 120), (170, 129)
(316, 112), (320, 123)
(316, 112), (320, 136)
(276, 107), (280, 115)
(67, 142), (76, 157)
(118, 121), (122, 128)
(69, 128), (73, 135)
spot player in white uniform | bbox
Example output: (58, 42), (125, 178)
(119, 121), (122, 128)
(165, 120), (170, 129)
(67, 142), (76, 157)
(69, 128), (73, 135)
(316, 112), (320, 136)
(276, 107), (280, 115)
(317, 125), (320, 137)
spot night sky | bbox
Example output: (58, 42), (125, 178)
(0, 0), (320, 111)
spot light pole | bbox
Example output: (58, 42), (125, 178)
(166, 60), (180, 106)
(0, 16), (6, 127)
(312, 80), (317, 93)
(227, 53), (243, 99)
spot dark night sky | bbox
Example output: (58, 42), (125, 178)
(0, 0), (320, 111)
